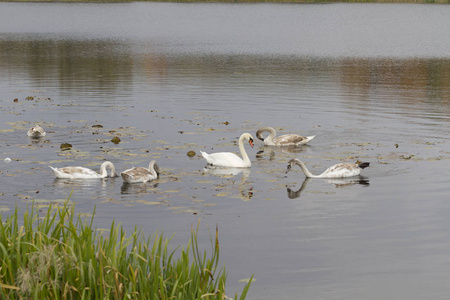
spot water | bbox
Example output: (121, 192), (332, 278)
(2, 3), (450, 299)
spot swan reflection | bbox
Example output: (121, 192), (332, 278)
(286, 178), (311, 199)
(255, 146), (309, 162)
(52, 178), (109, 188)
(286, 176), (369, 199)
(325, 176), (369, 188)
(255, 150), (276, 161)
(121, 181), (159, 194)
(204, 166), (253, 201)
(239, 186), (254, 201)
(203, 166), (250, 178)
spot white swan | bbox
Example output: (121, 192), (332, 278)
(49, 161), (117, 179)
(256, 127), (315, 146)
(121, 160), (160, 183)
(27, 125), (46, 138)
(286, 158), (370, 178)
(200, 133), (254, 168)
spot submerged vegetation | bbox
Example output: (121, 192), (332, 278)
(0, 200), (252, 299)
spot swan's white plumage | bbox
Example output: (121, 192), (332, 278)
(121, 160), (160, 183)
(256, 127), (314, 146)
(286, 158), (370, 179)
(50, 161), (117, 179)
(27, 125), (46, 138)
(201, 133), (254, 168)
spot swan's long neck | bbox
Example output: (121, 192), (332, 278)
(261, 127), (277, 145)
(100, 161), (116, 178)
(239, 135), (251, 167)
(148, 161), (159, 178)
(293, 159), (320, 178)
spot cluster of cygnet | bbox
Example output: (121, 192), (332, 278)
(201, 126), (370, 179)
(28, 125), (159, 183)
(29, 124), (369, 183)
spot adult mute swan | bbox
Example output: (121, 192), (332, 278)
(285, 158), (370, 178)
(200, 133), (254, 168)
(121, 160), (160, 183)
(49, 161), (117, 179)
(256, 127), (315, 146)
(27, 125), (46, 138)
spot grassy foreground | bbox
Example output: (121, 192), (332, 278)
(0, 201), (252, 299)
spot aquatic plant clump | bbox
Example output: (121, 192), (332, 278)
(0, 201), (252, 299)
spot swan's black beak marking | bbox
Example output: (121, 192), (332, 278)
(285, 164), (291, 174)
(249, 138), (254, 148)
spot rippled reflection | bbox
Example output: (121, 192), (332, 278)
(203, 166), (250, 179)
(121, 181), (159, 195)
(325, 176), (370, 188)
(286, 176), (369, 199)
(286, 178), (311, 199)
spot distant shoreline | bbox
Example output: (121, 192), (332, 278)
(1, 0), (449, 3)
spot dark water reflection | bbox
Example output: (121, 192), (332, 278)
(2, 3), (450, 300)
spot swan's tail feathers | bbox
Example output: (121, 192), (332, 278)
(49, 166), (61, 177)
(358, 162), (370, 169)
(305, 135), (316, 143)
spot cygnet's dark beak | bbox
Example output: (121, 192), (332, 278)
(285, 164), (291, 174)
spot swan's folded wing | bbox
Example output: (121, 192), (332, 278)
(201, 152), (245, 167)
(274, 134), (313, 145)
(121, 167), (154, 183)
(322, 163), (360, 178)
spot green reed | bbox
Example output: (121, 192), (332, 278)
(0, 201), (252, 299)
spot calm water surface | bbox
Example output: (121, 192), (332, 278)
(2, 3), (450, 299)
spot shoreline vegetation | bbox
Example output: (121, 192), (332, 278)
(0, 200), (252, 299)
(1, 0), (450, 3)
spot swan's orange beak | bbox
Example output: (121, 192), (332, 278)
(249, 138), (254, 148)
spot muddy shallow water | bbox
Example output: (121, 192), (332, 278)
(2, 3), (450, 299)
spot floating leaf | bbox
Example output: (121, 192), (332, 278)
(92, 124), (103, 128)
(60, 143), (72, 151)
(187, 151), (196, 157)
(111, 137), (121, 144)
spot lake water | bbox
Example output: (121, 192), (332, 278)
(2, 2), (450, 299)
